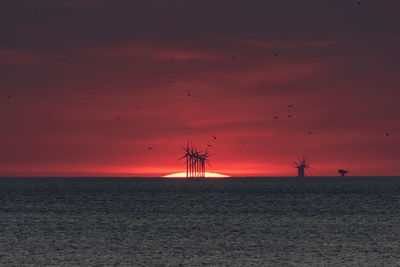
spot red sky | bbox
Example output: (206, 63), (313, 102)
(1, 0), (400, 177)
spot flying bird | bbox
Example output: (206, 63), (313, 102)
(185, 89), (192, 96)
(0, 89), (11, 99)
(207, 144), (212, 147)
(147, 147), (153, 150)
(212, 136), (217, 140)
(273, 116), (279, 120)
(288, 115), (293, 118)
(273, 43), (281, 57)
(287, 104), (293, 108)
(386, 132), (390, 136)
(308, 131), (312, 135)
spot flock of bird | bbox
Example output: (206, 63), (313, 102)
(1, 0), (391, 158)
(1, 45), (392, 155)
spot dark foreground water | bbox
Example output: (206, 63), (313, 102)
(1, 177), (400, 266)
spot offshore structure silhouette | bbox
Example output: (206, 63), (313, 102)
(178, 141), (210, 178)
(293, 156), (311, 177)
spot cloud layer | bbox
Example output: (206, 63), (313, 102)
(1, 0), (399, 176)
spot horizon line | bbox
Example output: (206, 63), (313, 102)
(1, 175), (400, 178)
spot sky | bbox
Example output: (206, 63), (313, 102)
(0, 0), (399, 177)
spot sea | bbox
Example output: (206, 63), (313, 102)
(1, 177), (400, 266)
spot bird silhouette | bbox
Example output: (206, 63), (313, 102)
(212, 136), (217, 140)
(147, 147), (153, 150)
(386, 132), (390, 136)
(273, 116), (279, 120)
(274, 53), (279, 57)
(0, 89), (11, 99)
(308, 131), (312, 135)
(185, 89), (192, 96)
(287, 104), (293, 108)
(288, 115), (293, 118)
(357, 1), (361, 5)
(207, 144), (212, 147)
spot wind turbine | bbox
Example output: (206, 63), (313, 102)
(200, 150), (211, 177)
(178, 140), (191, 177)
(293, 156), (311, 177)
(178, 141), (211, 178)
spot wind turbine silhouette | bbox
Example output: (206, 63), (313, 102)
(178, 140), (191, 177)
(293, 155), (311, 177)
(178, 140), (211, 178)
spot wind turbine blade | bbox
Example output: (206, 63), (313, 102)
(178, 155), (187, 160)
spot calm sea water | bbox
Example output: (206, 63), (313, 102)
(1, 177), (400, 266)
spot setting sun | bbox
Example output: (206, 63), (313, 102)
(163, 172), (229, 178)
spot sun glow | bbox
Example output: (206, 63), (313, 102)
(163, 172), (229, 178)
